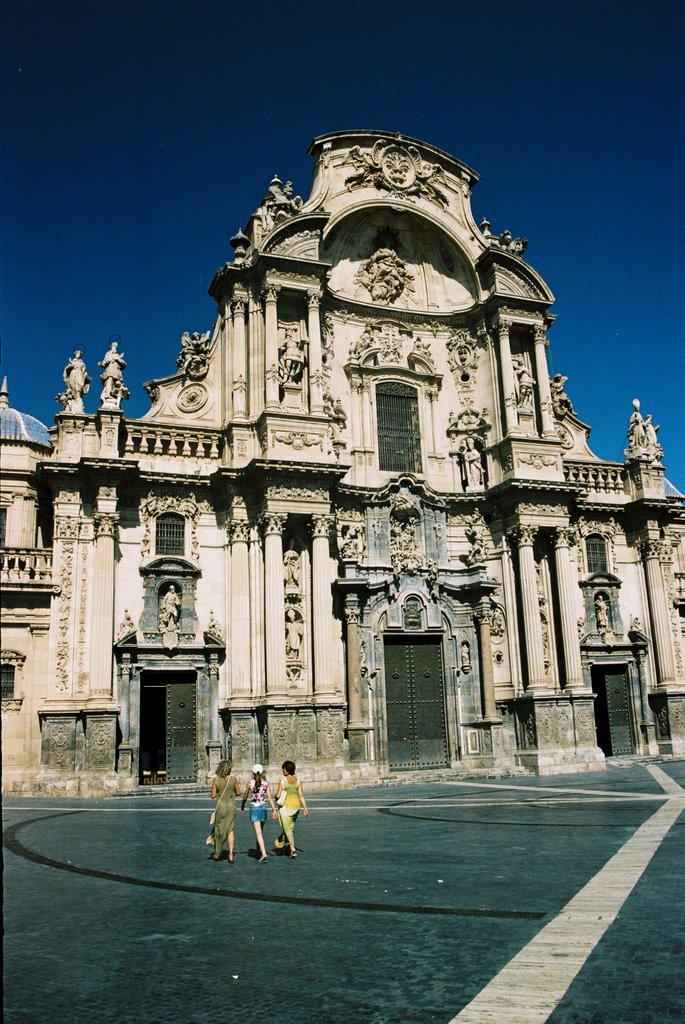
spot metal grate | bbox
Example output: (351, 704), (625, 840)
(586, 534), (608, 573)
(1, 664), (15, 700)
(155, 514), (185, 556)
(376, 382), (421, 473)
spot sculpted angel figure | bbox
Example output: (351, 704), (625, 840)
(550, 373), (575, 418)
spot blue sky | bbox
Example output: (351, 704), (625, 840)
(2, 0), (683, 484)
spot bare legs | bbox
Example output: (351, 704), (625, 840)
(253, 820), (268, 861)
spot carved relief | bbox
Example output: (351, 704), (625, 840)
(56, 542), (75, 691)
(177, 383), (209, 413)
(273, 431), (323, 451)
(389, 495), (424, 575)
(177, 331), (211, 380)
(345, 139), (449, 207)
(355, 249), (415, 306)
(339, 522), (365, 562)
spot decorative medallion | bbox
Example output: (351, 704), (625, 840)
(345, 139), (448, 207)
(177, 383), (208, 413)
(355, 250), (414, 305)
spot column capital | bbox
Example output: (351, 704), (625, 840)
(494, 315), (512, 336)
(261, 512), (287, 537)
(311, 514), (334, 539)
(231, 296), (247, 316)
(508, 524), (538, 547)
(552, 526), (576, 549)
(345, 606), (361, 625)
(228, 519), (250, 544)
(640, 538), (664, 561)
(94, 512), (119, 539)
(533, 323), (548, 346)
(307, 289), (322, 309)
(262, 284), (281, 303)
(474, 606), (494, 627)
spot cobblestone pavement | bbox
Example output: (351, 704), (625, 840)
(3, 759), (684, 1024)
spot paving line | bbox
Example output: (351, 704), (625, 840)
(645, 762), (684, 794)
(447, 793), (684, 1024)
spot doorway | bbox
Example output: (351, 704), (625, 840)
(384, 637), (448, 770)
(591, 665), (634, 756)
(139, 672), (197, 784)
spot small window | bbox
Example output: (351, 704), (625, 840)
(156, 514), (185, 556)
(586, 535), (608, 574)
(1, 664), (15, 700)
(376, 381), (421, 474)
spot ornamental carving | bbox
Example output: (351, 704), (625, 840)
(261, 513), (287, 537)
(349, 321), (413, 365)
(344, 140), (449, 207)
(517, 453), (557, 469)
(177, 330), (211, 380)
(267, 485), (329, 502)
(389, 495), (424, 575)
(56, 542), (75, 691)
(355, 249), (414, 305)
(273, 431), (323, 451)
(338, 521), (365, 561)
(94, 513), (118, 539)
(177, 383), (209, 413)
(228, 520), (250, 544)
(446, 329), (479, 385)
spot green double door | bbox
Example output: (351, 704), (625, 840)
(384, 637), (448, 770)
(140, 673), (197, 783)
(591, 666), (634, 756)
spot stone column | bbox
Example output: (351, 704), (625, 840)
(311, 515), (334, 695)
(552, 528), (585, 689)
(249, 524), (265, 698)
(90, 509), (118, 696)
(262, 513), (287, 693)
(642, 540), (677, 685)
(475, 607), (497, 719)
(231, 297), (247, 418)
(512, 526), (548, 690)
(263, 285), (280, 408)
(344, 602), (364, 727)
(533, 324), (557, 436)
(496, 318), (519, 434)
(307, 291), (324, 412)
(229, 520), (251, 693)
(426, 385), (438, 452)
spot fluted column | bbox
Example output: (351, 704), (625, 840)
(263, 285), (280, 408)
(229, 520), (251, 692)
(312, 515), (335, 695)
(511, 526), (547, 689)
(344, 603), (364, 727)
(475, 606), (497, 719)
(262, 513), (287, 692)
(533, 324), (556, 436)
(249, 524), (265, 697)
(642, 540), (677, 685)
(496, 317), (519, 434)
(553, 527), (585, 688)
(307, 291), (324, 412)
(231, 298), (247, 418)
(90, 511), (118, 696)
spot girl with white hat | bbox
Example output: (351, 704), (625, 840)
(241, 764), (277, 862)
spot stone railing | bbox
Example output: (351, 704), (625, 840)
(563, 461), (625, 494)
(123, 426), (223, 461)
(0, 547), (53, 584)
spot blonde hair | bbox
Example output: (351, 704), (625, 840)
(216, 760), (231, 778)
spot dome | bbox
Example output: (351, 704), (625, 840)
(0, 378), (51, 448)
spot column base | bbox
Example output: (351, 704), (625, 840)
(652, 689), (685, 755)
(346, 725), (373, 762)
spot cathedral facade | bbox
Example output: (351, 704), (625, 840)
(2, 130), (684, 794)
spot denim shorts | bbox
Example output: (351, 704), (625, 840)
(249, 805), (267, 824)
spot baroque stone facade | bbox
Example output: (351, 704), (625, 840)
(2, 131), (685, 794)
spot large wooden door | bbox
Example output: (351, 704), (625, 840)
(591, 666), (634, 756)
(166, 680), (197, 782)
(384, 638), (448, 770)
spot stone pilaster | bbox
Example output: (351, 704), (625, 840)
(231, 297), (247, 418)
(511, 526), (548, 690)
(262, 512), (287, 693)
(344, 601), (370, 760)
(263, 285), (280, 408)
(533, 324), (557, 436)
(311, 514), (335, 696)
(90, 509), (118, 697)
(642, 540), (677, 685)
(553, 527), (585, 689)
(475, 606), (499, 721)
(249, 524), (265, 698)
(307, 291), (325, 412)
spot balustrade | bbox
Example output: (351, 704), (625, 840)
(0, 547), (53, 583)
(123, 427), (221, 461)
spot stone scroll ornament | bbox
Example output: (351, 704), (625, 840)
(345, 139), (449, 207)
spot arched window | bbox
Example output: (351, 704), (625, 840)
(376, 381), (421, 474)
(156, 513), (185, 557)
(586, 534), (608, 574)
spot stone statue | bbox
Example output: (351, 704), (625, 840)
(627, 399), (646, 450)
(512, 356), (535, 411)
(206, 610), (223, 640)
(263, 175), (303, 227)
(116, 609), (135, 640)
(177, 330), (211, 379)
(278, 330), (307, 384)
(283, 546), (300, 589)
(497, 230), (528, 257)
(159, 585), (181, 635)
(550, 373), (575, 418)
(98, 340), (129, 408)
(460, 640), (471, 673)
(340, 523), (364, 561)
(464, 521), (488, 566)
(285, 607), (303, 659)
(461, 435), (484, 489)
(626, 399), (663, 463)
(58, 350), (91, 413)
(594, 594), (609, 633)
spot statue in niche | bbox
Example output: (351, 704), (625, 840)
(278, 329), (307, 384)
(98, 339), (129, 408)
(283, 545), (301, 590)
(460, 640), (471, 673)
(58, 350), (91, 412)
(356, 249), (414, 304)
(159, 585), (181, 635)
(550, 374), (575, 418)
(339, 523), (364, 561)
(460, 435), (484, 490)
(464, 521), (488, 566)
(116, 609), (135, 640)
(594, 594), (610, 633)
(285, 607), (304, 659)
(177, 330), (211, 379)
(512, 356), (535, 411)
(491, 607), (505, 640)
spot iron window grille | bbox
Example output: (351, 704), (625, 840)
(586, 534), (609, 574)
(376, 381), (422, 474)
(1, 664), (15, 700)
(155, 514), (185, 556)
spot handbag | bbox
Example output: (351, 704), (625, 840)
(277, 785), (287, 807)
(209, 810), (216, 825)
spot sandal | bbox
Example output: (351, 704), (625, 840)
(228, 854), (234, 864)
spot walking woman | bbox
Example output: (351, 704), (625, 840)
(210, 761), (241, 863)
(241, 764), (277, 862)
(274, 760), (309, 858)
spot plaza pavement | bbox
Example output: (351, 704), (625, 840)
(3, 758), (684, 1024)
